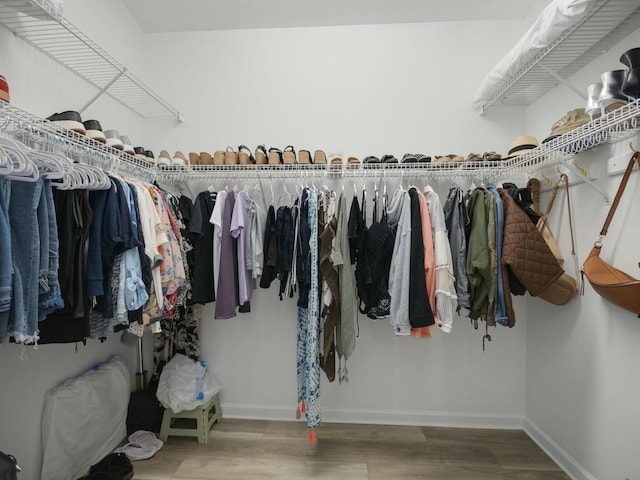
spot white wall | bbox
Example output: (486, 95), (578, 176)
(8, 1), (639, 479)
(524, 30), (640, 480)
(141, 20), (536, 430)
(141, 21), (530, 159)
(0, 1), (149, 479)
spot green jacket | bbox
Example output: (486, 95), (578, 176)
(466, 187), (497, 325)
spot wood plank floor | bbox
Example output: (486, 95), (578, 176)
(132, 419), (570, 479)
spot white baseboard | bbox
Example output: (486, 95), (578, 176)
(220, 402), (524, 430)
(524, 418), (598, 480)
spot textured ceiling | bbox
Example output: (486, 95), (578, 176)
(122, 0), (542, 33)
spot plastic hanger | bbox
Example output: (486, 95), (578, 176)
(0, 143), (14, 175)
(0, 138), (35, 178)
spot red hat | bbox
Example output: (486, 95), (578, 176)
(0, 75), (9, 103)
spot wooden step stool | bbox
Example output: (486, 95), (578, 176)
(159, 393), (221, 444)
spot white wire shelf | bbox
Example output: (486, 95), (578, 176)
(482, 0), (640, 111)
(0, 0), (181, 121)
(156, 162), (506, 184)
(156, 99), (640, 198)
(0, 101), (158, 183)
(2, 98), (637, 194)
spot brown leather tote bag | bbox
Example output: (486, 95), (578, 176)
(582, 151), (640, 316)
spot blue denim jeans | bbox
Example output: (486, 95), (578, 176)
(0, 178), (12, 341)
(9, 178), (43, 343)
(118, 179), (147, 310)
(38, 180), (63, 320)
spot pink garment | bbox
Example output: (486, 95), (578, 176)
(415, 188), (438, 332)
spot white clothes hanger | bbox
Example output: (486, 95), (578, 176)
(0, 142), (39, 182)
(0, 142), (14, 175)
(0, 138), (36, 178)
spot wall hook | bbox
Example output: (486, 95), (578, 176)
(541, 171), (553, 187)
(630, 142), (638, 153)
(573, 159), (588, 177)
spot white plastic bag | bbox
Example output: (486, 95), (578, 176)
(156, 354), (221, 413)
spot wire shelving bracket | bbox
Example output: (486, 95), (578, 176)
(0, 0), (183, 121)
(481, 0), (640, 112)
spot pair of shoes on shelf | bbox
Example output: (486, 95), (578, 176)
(435, 154), (464, 163)
(463, 152), (502, 163)
(190, 152), (216, 165)
(209, 147), (235, 165)
(327, 153), (360, 166)
(366, 154), (398, 163)
(483, 151), (502, 162)
(85, 122), (134, 156)
(586, 71), (628, 120)
(257, 147), (328, 165)
(401, 153), (431, 163)
(105, 129), (135, 155)
(133, 146), (155, 165)
(267, 145), (298, 165)
(270, 148), (326, 164)
(208, 146), (255, 166)
(158, 150), (189, 168)
(586, 48), (640, 120)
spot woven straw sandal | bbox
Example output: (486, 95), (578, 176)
(224, 146), (238, 165)
(238, 145), (255, 165)
(298, 149), (312, 164)
(268, 147), (282, 165)
(255, 145), (268, 165)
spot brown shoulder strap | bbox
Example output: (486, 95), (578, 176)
(536, 177), (562, 234)
(561, 173), (580, 285)
(600, 152), (640, 237)
(543, 181), (561, 218)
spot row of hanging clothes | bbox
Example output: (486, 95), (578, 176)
(0, 124), (202, 384)
(184, 177), (492, 444)
(170, 171), (572, 444)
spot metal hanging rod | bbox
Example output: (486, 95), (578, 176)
(156, 99), (640, 195)
(155, 162), (506, 185)
(0, 0), (182, 121)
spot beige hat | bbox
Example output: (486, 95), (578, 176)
(543, 108), (591, 143)
(505, 135), (539, 159)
